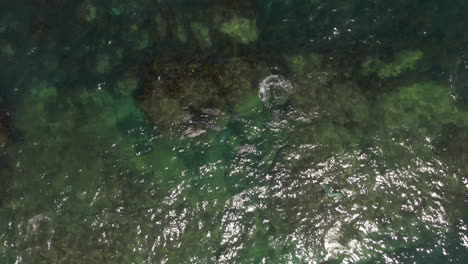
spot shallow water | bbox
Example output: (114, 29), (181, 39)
(0, 0), (467, 263)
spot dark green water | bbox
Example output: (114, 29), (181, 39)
(0, 0), (467, 263)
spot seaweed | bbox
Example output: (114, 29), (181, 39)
(363, 50), (424, 79)
(376, 82), (467, 134)
(220, 16), (258, 44)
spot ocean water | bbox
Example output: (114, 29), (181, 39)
(0, 0), (467, 263)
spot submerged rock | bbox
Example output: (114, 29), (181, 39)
(201, 107), (223, 116)
(184, 127), (207, 138)
(236, 144), (257, 155)
(207, 124), (227, 131)
(139, 58), (264, 138)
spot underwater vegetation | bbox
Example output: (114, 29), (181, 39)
(0, 0), (467, 263)
(139, 58), (267, 138)
(363, 50), (424, 79)
(220, 16), (258, 44)
(377, 82), (468, 132)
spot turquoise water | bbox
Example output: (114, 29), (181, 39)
(0, 0), (467, 263)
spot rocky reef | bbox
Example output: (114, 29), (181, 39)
(138, 56), (268, 138)
(0, 0), (467, 263)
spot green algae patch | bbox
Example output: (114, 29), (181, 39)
(378, 50), (423, 78)
(0, 42), (14, 57)
(124, 25), (152, 50)
(137, 32), (151, 50)
(116, 76), (139, 96)
(31, 81), (58, 99)
(147, 140), (187, 185)
(176, 23), (188, 43)
(79, 89), (144, 128)
(220, 16), (258, 44)
(234, 91), (263, 116)
(111, 7), (122, 16)
(16, 81), (59, 135)
(191, 22), (212, 48)
(155, 13), (168, 39)
(286, 53), (323, 76)
(95, 55), (112, 74)
(287, 55), (307, 73)
(377, 82), (467, 132)
(79, 2), (97, 22)
(363, 50), (423, 78)
(292, 79), (370, 127)
(19, 82), (152, 176)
